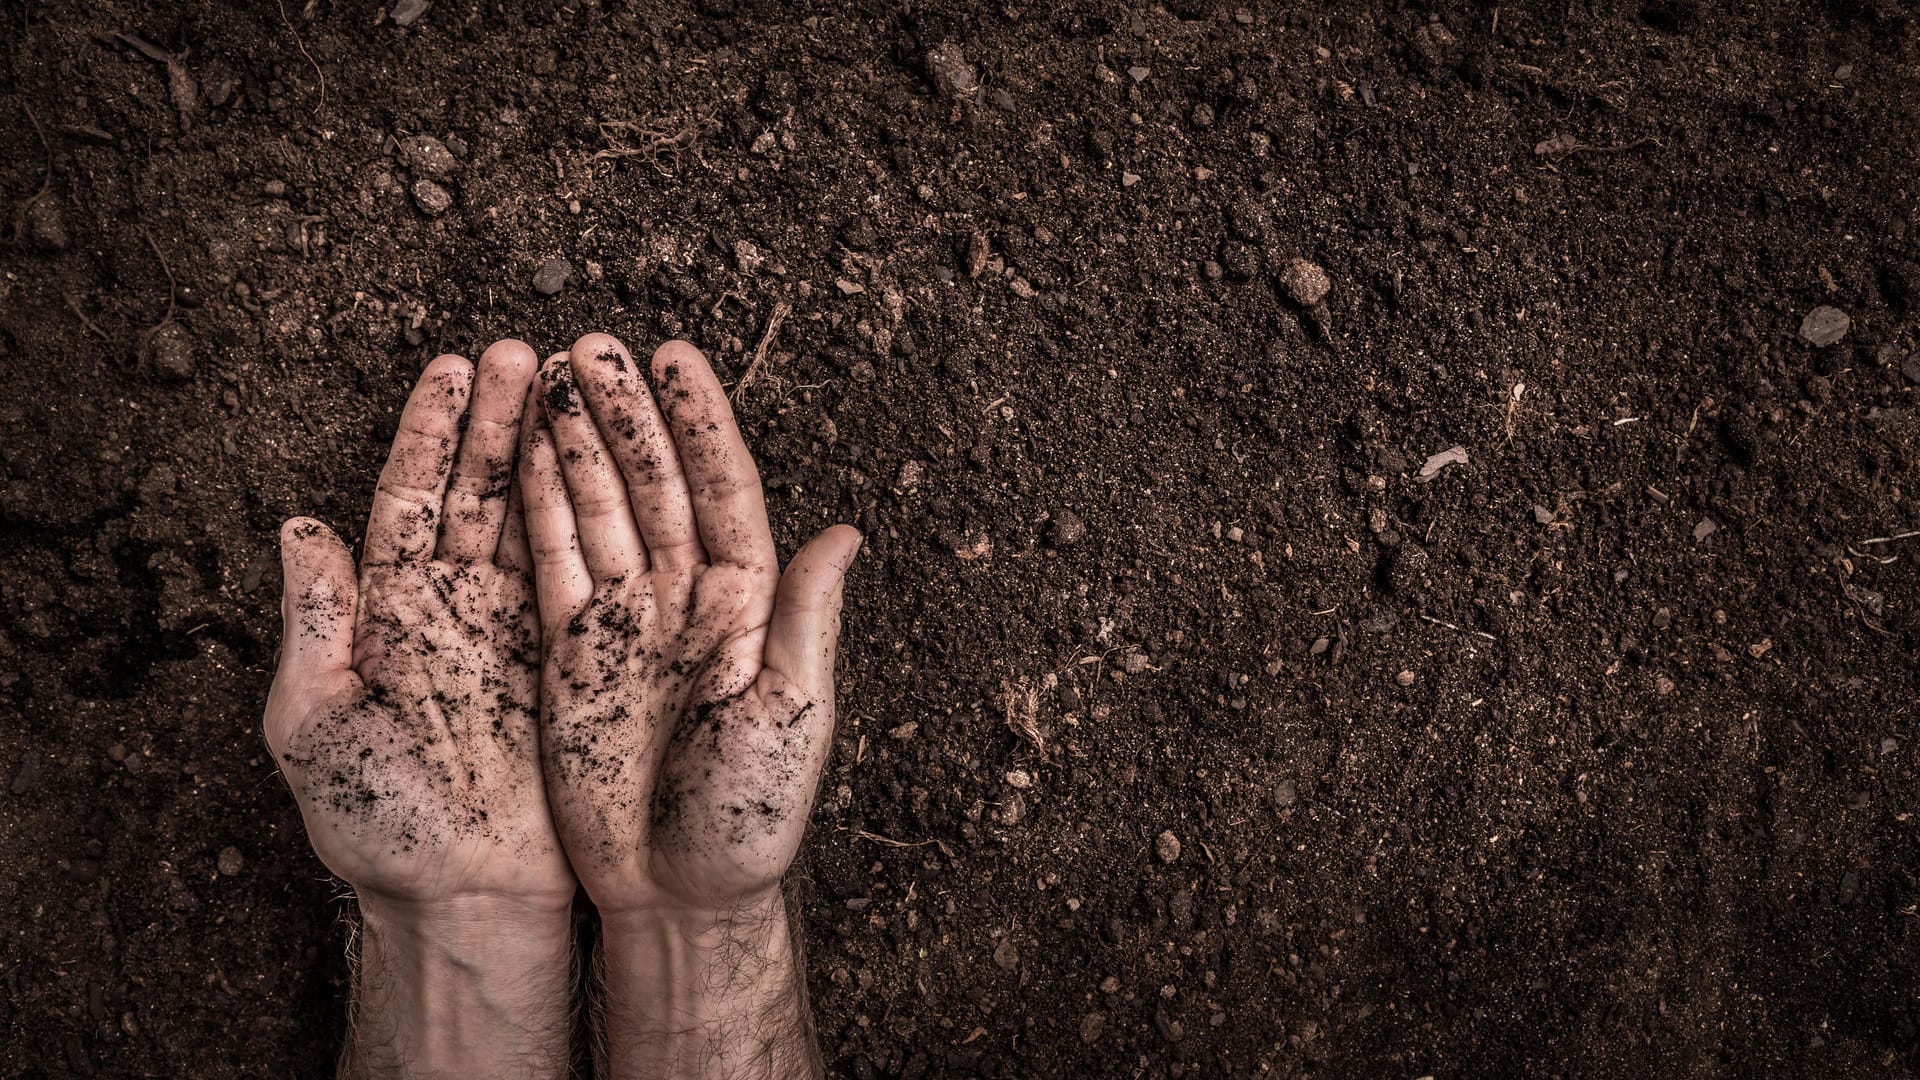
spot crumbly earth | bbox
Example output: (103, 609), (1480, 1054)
(3, 2), (1918, 1076)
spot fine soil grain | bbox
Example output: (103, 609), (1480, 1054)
(3, 2), (1918, 1076)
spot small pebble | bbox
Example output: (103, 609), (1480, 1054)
(22, 197), (69, 251)
(992, 935), (1019, 970)
(925, 42), (977, 100)
(1395, 670), (1415, 686)
(533, 257), (574, 296)
(1798, 305), (1850, 348)
(262, 179), (287, 197)
(1155, 829), (1181, 863)
(217, 846), (246, 876)
(1005, 768), (1033, 789)
(838, 215), (878, 251)
(9, 751), (42, 795)
(399, 134), (459, 179)
(1081, 1012), (1107, 1044)
(147, 323), (196, 381)
(1049, 509), (1087, 547)
(1417, 446), (1470, 481)
(1275, 779), (1299, 807)
(411, 179), (453, 216)
(1278, 258), (1331, 306)
(390, 0), (431, 26)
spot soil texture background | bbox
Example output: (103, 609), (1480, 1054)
(3, 1), (1920, 1076)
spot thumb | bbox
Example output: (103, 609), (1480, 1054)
(761, 524), (862, 699)
(265, 517), (360, 753)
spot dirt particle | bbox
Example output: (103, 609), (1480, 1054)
(399, 135), (459, 179)
(992, 935), (1019, 970)
(1278, 258), (1331, 306)
(1049, 509), (1087, 548)
(533, 258), (574, 296)
(1080, 1012), (1107, 1044)
(1155, 830), (1182, 863)
(1798, 305), (1850, 347)
(411, 179), (453, 216)
(925, 43), (977, 100)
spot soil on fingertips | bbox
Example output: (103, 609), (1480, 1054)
(3, 2), (1919, 1077)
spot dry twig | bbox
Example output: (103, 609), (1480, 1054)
(730, 299), (792, 402)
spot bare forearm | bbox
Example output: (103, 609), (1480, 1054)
(599, 898), (820, 1080)
(344, 896), (575, 1080)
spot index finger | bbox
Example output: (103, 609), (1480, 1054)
(650, 340), (777, 577)
(364, 355), (473, 566)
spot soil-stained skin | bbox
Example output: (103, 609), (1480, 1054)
(271, 354), (570, 901)
(531, 345), (827, 911)
(280, 558), (549, 870)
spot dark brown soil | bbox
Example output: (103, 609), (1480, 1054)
(5, 2), (1919, 1076)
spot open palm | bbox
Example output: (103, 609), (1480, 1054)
(519, 334), (859, 917)
(266, 342), (574, 911)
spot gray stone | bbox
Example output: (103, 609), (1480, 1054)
(147, 323), (196, 381)
(390, 0), (431, 26)
(533, 258), (573, 296)
(1798, 305), (1850, 347)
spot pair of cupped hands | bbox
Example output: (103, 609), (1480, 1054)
(265, 334), (856, 1077)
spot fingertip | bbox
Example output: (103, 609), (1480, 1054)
(280, 516), (345, 562)
(280, 515), (320, 547)
(825, 523), (864, 565)
(423, 352), (476, 385)
(650, 339), (708, 385)
(571, 332), (633, 373)
(479, 338), (539, 383)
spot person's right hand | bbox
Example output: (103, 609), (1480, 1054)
(519, 333), (857, 1075)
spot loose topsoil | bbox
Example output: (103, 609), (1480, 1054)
(3, 2), (1918, 1076)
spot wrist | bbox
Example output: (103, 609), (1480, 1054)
(598, 895), (819, 1080)
(348, 893), (576, 1079)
